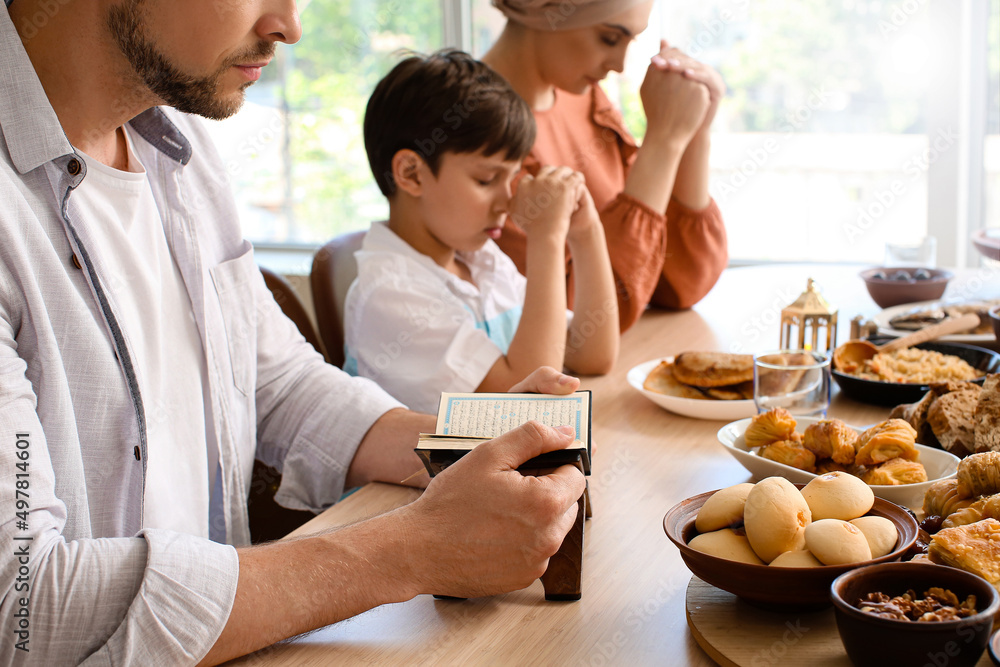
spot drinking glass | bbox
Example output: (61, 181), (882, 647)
(753, 350), (831, 417)
(884, 236), (937, 268)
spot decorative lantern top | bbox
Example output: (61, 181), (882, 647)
(780, 279), (838, 354)
(783, 278), (835, 317)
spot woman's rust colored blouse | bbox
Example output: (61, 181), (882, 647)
(496, 84), (728, 332)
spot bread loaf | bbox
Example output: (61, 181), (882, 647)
(974, 374), (1000, 453)
(928, 389), (980, 457)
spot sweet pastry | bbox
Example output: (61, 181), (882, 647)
(956, 451), (1000, 498)
(974, 374), (1000, 453)
(850, 516), (898, 558)
(642, 361), (707, 400)
(805, 519), (872, 565)
(815, 459), (851, 474)
(695, 483), (754, 533)
(672, 352), (754, 388)
(769, 550), (823, 568)
(688, 528), (765, 565)
(743, 477), (811, 563)
(860, 458), (928, 486)
(744, 408), (797, 450)
(928, 389), (980, 458)
(922, 479), (976, 520)
(759, 439), (816, 472)
(854, 419), (919, 466)
(928, 518), (1000, 585)
(801, 471), (874, 521)
(802, 420), (858, 465)
(941, 494), (1000, 529)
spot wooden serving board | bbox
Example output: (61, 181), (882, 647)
(685, 577), (994, 667)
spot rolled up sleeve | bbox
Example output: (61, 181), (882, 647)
(251, 274), (404, 513)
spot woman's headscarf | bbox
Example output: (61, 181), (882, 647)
(492, 0), (651, 31)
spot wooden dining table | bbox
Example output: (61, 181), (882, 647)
(230, 263), (1000, 667)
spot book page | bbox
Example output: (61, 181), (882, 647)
(435, 392), (590, 441)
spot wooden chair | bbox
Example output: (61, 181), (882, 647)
(249, 266), (325, 543)
(259, 266), (327, 360)
(310, 230), (366, 369)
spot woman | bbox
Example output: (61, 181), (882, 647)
(483, 0), (728, 331)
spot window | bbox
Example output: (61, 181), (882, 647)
(985, 0), (1000, 242)
(209, 0), (998, 268)
(206, 0), (442, 247)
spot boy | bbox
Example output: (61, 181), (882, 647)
(345, 50), (619, 413)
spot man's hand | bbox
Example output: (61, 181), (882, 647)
(399, 421), (587, 598)
(509, 366), (580, 394)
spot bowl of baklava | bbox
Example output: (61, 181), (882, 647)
(717, 409), (960, 509)
(663, 475), (919, 610)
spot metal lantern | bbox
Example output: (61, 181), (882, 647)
(780, 278), (838, 354)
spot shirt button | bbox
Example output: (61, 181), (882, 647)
(71, 253), (82, 270)
(134, 446), (141, 461)
(67, 159), (81, 176)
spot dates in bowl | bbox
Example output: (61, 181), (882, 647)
(861, 267), (953, 309)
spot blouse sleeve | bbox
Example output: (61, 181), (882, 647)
(651, 196), (729, 311)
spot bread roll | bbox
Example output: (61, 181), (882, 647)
(743, 477), (811, 563)
(695, 483), (754, 533)
(849, 516), (898, 558)
(688, 528), (764, 565)
(769, 550), (823, 568)
(800, 471), (874, 520)
(805, 519), (872, 565)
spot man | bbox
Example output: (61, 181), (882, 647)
(0, 1), (586, 664)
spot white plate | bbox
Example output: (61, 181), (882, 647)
(627, 358), (757, 421)
(717, 416), (960, 510)
(872, 299), (998, 345)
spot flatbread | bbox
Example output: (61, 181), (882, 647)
(673, 352), (754, 388)
(643, 361), (709, 400)
(705, 381), (754, 401)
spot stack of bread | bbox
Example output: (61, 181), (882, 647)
(890, 373), (1000, 458)
(745, 408), (928, 485)
(920, 451), (1000, 590)
(689, 474), (898, 566)
(643, 352), (754, 400)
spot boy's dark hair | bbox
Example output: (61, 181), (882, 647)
(364, 49), (536, 197)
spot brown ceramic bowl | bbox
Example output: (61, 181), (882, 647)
(831, 562), (999, 667)
(990, 305), (1000, 342)
(662, 486), (919, 611)
(861, 267), (953, 309)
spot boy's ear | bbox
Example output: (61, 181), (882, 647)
(391, 149), (426, 197)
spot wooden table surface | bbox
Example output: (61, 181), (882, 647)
(230, 264), (1000, 666)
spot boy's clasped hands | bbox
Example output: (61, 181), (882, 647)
(510, 166), (599, 246)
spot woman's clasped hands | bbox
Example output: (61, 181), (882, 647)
(642, 40), (726, 148)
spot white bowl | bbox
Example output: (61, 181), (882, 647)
(627, 358), (757, 422)
(716, 416), (959, 510)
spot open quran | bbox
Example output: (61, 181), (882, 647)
(415, 391), (592, 477)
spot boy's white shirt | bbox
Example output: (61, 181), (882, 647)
(344, 221), (571, 414)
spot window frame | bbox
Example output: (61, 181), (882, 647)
(254, 0), (997, 271)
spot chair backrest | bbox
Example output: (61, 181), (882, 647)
(310, 230), (366, 369)
(252, 268), (326, 542)
(259, 266), (327, 361)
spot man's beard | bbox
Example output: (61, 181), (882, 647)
(107, 1), (275, 120)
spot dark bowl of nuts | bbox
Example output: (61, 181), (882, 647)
(831, 562), (999, 667)
(860, 267), (953, 309)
